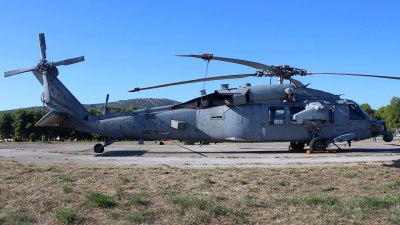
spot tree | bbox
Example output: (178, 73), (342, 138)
(382, 97), (400, 131)
(0, 112), (13, 139)
(128, 104), (137, 111)
(12, 109), (29, 141)
(375, 106), (386, 121)
(359, 103), (375, 118)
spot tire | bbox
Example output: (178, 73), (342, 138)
(94, 144), (104, 153)
(290, 142), (305, 150)
(309, 137), (326, 151)
(383, 134), (393, 142)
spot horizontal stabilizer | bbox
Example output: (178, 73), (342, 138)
(35, 111), (68, 127)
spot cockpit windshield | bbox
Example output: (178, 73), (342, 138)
(348, 103), (369, 120)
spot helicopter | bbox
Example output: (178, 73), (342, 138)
(4, 33), (398, 153)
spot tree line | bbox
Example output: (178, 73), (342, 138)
(360, 97), (400, 132)
(0, 105), (136, 142)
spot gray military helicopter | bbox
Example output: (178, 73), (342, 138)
(4, 33), (398, 153)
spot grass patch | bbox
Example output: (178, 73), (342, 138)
(53, 208), (82, 224)
(170, 196), (228, 216)
(86, 191), (117, 208)
(62, 184), (73, 194)
(304, 195), (339, 206)
(126, 211), (150, 224)
(129, 193), (149, 206)
(354, 196), (400, 210)
(3, 212), (35, 224)
(343, 171), (358, 178)
(1, 162), (400, 224)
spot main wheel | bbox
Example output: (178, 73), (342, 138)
(309, 137), (326, 151)
(94, 144), (104, 153)
(290, 142), (306, 150)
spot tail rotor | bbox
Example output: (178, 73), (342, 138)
(4, 33), (85, 104)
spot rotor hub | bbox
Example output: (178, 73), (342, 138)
(264, 65), (307, 79)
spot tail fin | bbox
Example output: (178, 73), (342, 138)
(4, 33), (91, 131)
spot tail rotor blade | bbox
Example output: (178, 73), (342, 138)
(4, 66), (37, 77)
(52, 56), (85, 66)
(39, 33), (47, 60)
(42, 71), (51, 103)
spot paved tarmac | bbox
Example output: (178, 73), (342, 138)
(0, 140), (400, 168)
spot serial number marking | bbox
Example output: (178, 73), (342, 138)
(145, 114), (157, 120)
(143, 130), (158, 134)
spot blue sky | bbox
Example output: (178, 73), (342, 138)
(0, 0), (399, 111)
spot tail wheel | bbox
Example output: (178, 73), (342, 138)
(309, 137), (326, 151)
(290, 142), (306, 150)
(94, 144), (104, 153)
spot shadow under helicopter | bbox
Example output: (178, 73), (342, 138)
(96, 150), (148, 157)
(93, 145), (400, 157)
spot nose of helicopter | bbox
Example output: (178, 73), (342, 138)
(370, 119), (385, 137)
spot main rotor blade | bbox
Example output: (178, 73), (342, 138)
(4, 66), (37, 77)
(52, 56), (85, 66)
(129, 73), (254, 92)
(39, 33), (46, 60)
(176, 54), (272, 70)
(307, 72), (400, 80)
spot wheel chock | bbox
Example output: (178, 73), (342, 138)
(306, 150), (313, 154)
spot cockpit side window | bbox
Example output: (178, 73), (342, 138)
(329, 106), (335, 123)
(269, 107), (284, 125)
(348, 104), (366, 120)
(290, 106), (304, 124)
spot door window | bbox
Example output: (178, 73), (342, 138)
(269, 107), (284, 125)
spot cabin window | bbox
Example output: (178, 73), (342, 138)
(348, 104), (366, 120)
(269, 107), (284, 125)
(329, 106), (335, 123)
(290, 106), (304, 124)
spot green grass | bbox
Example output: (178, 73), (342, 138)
(1, 162), (400, 224)
(86, 191), (117, 208)
(3, 212), (35, 225)
(170, 196), (228, 216)
(128, 193), (148, 206)
(62, 184), (73, 194)
(53, 208), (82, 224)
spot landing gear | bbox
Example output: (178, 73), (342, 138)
(93, 138), (118, 153)
(94, 144), (104, 153)
(309, 137), (326, 151)
(290, 142), (305, 150)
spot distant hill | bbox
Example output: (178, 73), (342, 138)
(0, 98), (181, 114)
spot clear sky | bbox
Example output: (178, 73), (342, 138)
(0, 0), (399, 111)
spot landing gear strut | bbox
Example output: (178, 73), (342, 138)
(93, 138), (118, 153)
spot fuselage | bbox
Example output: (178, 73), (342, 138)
(82, 83), (388, 143)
